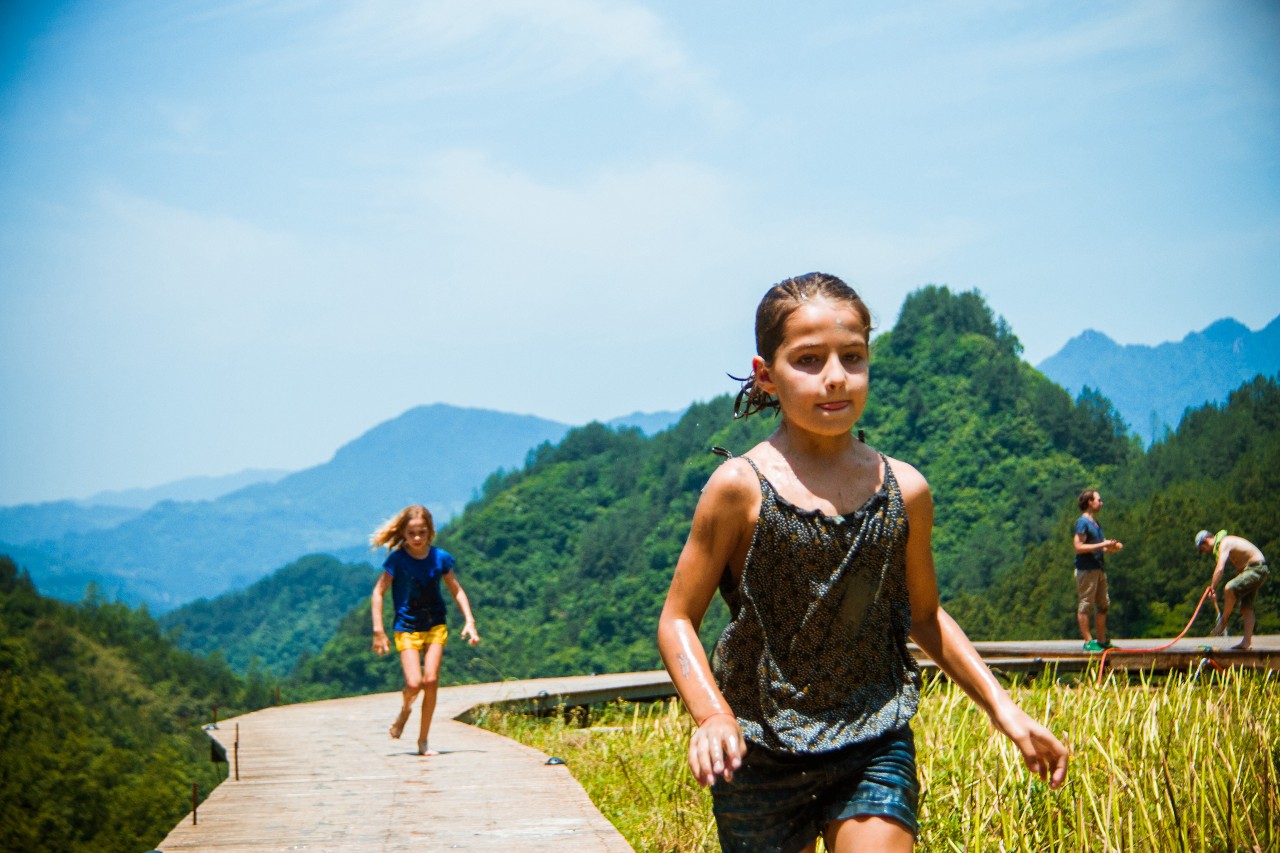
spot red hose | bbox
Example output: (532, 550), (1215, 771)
(1095, 585), (1217, 685)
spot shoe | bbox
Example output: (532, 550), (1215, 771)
(389, 706), (412, 739)
(1083, 640), (1104, 652)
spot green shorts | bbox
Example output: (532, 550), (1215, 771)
(1226, 563), (1269, 609)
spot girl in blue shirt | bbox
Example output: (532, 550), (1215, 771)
(371, 504), (479, 755)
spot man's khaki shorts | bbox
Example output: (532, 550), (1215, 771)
(1076, 569), (1109, 615)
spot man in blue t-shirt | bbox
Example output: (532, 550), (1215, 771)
(1073, 489), (1123, 652)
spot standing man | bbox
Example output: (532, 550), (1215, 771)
(1196, 529), (1269, 650)
(1073, 489), (1123, 652)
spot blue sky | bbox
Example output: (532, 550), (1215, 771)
(2, 1), (1278, 505)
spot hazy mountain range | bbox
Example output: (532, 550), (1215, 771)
(2, 310), (1275, 612)
(1037, 314), (1280, 444)
(82, 468), (292, 508)
(0, 405), (684, 611)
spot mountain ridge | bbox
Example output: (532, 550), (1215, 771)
(4, 404), (574, 610)
(1037, 313), (1280, 444)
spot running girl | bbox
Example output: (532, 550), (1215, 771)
(371, 504), (479, 756)
(657, 273), (1068, 852)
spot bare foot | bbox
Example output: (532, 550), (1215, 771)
(418, 740), (439, 756)
(1209, 619), (1226, 637)
(1228, 642), (1252, 651)
(389, 706), (412, 739)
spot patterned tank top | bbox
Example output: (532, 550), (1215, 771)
(711, 453), (920, 754)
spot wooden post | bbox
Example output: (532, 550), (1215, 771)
(234, 723), (240, 781)
(192, 782), (198, 825)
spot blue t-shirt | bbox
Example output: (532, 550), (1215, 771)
(383, 546), (455, 632)
(1073, 515), (1105, 571)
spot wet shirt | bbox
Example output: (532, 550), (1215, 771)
(712, 455), (920, 755)
(383, 546), (454, 632)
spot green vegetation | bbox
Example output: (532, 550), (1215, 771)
(0, 557), (269, 853)
(477, 669), (1279, 852)
(159, 554), (378, 678)
(2, 285), (1276, 851)
(286, 285), (1165, 697)
(948, 374), (1280, 641)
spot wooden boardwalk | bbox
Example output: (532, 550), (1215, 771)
(158, 672), (672, 852)
(157, 637), (1277, 852)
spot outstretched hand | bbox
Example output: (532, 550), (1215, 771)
(997, 707), (1069, 790)
(688, 713), (745, 787)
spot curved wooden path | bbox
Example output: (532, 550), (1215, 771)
(157, 637), (1277, 851)
(157, 672), (674, 852)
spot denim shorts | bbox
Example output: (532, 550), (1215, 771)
(711, 727), (919, 852)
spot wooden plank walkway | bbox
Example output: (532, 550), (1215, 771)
(157, 637), (1277, 852)
(158, 672), (672, 852)
(965, 634), (1280, 676)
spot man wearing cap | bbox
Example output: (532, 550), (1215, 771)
(1074, 489), (1122, 652)
(1195, 529), (1269, 650)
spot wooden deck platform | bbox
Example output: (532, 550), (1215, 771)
(157, 672), (672, 852)
(157, 636), (1276, 852)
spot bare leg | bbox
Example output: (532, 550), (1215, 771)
(1213, 588), (1238, 637)
(1077, 611), (1092, 642)
(390, 647), (423, 738)
(416, 643), (445, 755)
(1095, 611), (1108, 645)
(1231, 608), (1255, 650)
(825, 815), (914, 852)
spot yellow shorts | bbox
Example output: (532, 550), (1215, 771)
(394, 625), (448, 651)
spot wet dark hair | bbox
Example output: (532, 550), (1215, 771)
(731, 272), (873, 419)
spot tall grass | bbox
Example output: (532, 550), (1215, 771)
(475, 668), (1278, 852)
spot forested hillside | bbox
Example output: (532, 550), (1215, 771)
(946, 375), (1280, 640)
(0, 557), (269, 853)
(286, 286), (1147, 697)
(159, 555), (379, 677)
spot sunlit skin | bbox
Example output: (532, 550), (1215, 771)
(657, 296), (1069, 853)
(1199, 533), (1267, 649)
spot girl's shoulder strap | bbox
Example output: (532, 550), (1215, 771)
(710, 446), (765, 480)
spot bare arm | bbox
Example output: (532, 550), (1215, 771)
(372, 572), (392, 655)
(443, 572), (480, 645)
(1073, 532), (1120, 555)
(1210, 547), (1232, 591)
(898, 460), (1068, 790)
(656, 459), (757, 786)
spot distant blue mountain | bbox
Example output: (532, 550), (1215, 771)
(81, 468), (291, 509)
(604, 408), (687, 435)
(0, 469), (291, 547)
(1038, 314), (1280, 444)
(3, 404), (571, 611)
(0, 502), (144, 547)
